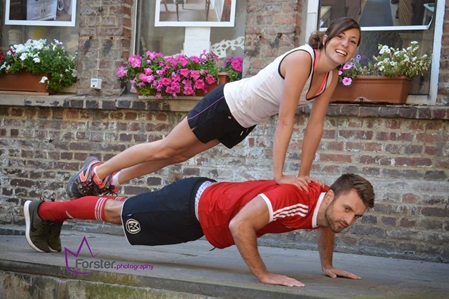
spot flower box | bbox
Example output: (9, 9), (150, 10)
(0, 39), (77, 93)
(118, 50), (242, 99)
(336, 41), (431, 104)
(332, 76), (411, 104)
(0, 72), (54, 94)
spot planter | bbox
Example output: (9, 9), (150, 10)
(0, 72), (54, 94)
(136, 82), (219, 98)
(59, 84), (77, 94)
(218, 72), (231, 85)
(145, 97), (203, 112)
(332, 76), (411, 104)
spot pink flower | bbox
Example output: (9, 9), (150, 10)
(179, 68), (190, 77)
(342, 77), (352, 86)
(139, 73), (152, 83)
(170, 82), (181, 94)
(183, 85), (194, 95)
(205, 74), (216, 84)
(144, 68), (153, 75)
(190, 70), (200, 81)
(195, 79), (206, 90)
(160, 77), (171, 86)
(165, 56), (178, 67)
(171, 72), (181, 82)
(146, 51), (163, 60)
(343, 62), (354, 70)
(128, 55), (142, 68)
(182, 79), (193, 87)
(190, 56), (200, 63)
(231, 58), (243, 72)
(177, 55), (189, 67)
(116, 66), (127, 78)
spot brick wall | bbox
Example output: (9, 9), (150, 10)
(1, 103), (448, 262)
(438, 1), (449, 105)
(244, 0), (303, 76)
(76, 0), (133, 96)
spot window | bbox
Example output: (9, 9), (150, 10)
(0, 0), (79, 53)
(308, 0), (443, 105)
(135, 0), (246, 59)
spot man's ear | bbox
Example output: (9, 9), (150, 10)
(323, 189), (334, 205)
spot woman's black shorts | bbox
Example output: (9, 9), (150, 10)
(187, 84), (255, 149)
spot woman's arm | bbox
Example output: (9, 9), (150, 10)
(298, 69), (338, 177)
(273, 51), (312, 189)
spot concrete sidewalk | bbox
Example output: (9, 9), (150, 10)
(1, 225), (448, 298)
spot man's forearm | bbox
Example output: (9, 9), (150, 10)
(316, 226), (335, 269)
(230, 222), (269, 279)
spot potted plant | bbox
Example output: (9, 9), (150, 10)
(333, 41), (432, 104)
(218, 55), (243, 83)
(117, 50), (219, 98)
(0, 39), (78, 93)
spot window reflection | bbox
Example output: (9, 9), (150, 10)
(319, 0), (435, 28)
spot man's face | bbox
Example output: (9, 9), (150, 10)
(325, 189), (367, 233)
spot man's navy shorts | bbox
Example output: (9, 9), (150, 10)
(121, 177), (215, 246)
(187, 84), (255, 149)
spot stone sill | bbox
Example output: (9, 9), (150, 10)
(0, 94), (448, 120)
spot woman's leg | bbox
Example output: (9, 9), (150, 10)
(95, 117), (219, 182)
(115, 140), (219, 184)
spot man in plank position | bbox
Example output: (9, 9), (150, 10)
(24, 173), (374, 287)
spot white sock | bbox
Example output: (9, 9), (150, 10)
(93, 166), (103, 181)
(112, 171), (121, 186)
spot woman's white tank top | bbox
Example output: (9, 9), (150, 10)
(223, 44), (333, 128)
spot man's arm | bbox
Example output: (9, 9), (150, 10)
(316, 226), (361, 279)
(229, 196), (305, 287)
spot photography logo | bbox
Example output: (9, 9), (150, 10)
(64, 236), (155, 275)
(64, 236), (99, 275)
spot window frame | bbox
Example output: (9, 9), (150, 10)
(306, 0), (444, 105)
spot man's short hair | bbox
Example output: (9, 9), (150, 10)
(330, 174), (375, 208)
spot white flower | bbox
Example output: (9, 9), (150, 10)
(14, 44), (26, 54)
(33, 57), (41, 63)
(40, 76), (48, 83)
(19, 53), (28, 60)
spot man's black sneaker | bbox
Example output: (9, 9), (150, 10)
(24, 200), (50, 253)
(66, 157), (102, 198)
(47, 221), (63, 252)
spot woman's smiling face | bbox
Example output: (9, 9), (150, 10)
(324, 28), (361, 66)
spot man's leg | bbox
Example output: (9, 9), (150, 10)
(24, 195), (126, 253)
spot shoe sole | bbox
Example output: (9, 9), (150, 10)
(24, 200), (47, 253)
(66, 156), (99, 198)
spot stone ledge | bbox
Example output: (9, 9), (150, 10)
(1, 228), (448, 299)
(1, 260), (308, 299)
(0, 94), (448, 120)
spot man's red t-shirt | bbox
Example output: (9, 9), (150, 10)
(198, 180), (329, 249)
